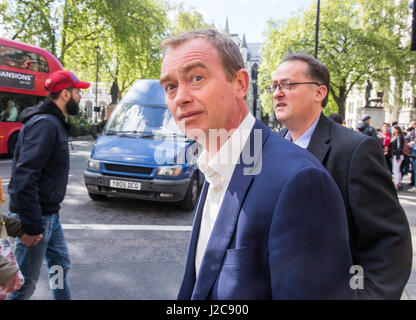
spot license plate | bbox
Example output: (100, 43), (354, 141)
(109, 179), (141, 191)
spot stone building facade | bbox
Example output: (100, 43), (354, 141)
(79, 82), (112, 122)
(224, 19), (267, 125)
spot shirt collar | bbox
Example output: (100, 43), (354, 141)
(285, 115), (320, 149)
(197, 113), (256, 189)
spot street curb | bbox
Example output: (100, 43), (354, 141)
(69, 135), (96, 141)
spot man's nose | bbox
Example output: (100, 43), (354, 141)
(274, 85), (285, 96)
(273, 86), (284, 101)
(174, 85), (193, 107)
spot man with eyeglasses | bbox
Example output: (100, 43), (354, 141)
(272, 53), (412, 300)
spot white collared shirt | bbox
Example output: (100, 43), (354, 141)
(284, 115), (320, 149)
(195, 112), (256, 276)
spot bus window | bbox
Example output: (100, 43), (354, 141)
(0, 92), (42, 122)
(0, 38), (63, 156)
(0, 99), (19, 121)
(0, 45), (49, 73)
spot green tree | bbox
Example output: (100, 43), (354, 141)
(64, 0), (168, 97)
(259, 0), (416, 119)
(0, 0), (168, 98)
(170, 3), (215, 34)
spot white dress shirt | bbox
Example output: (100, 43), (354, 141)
(195, 112), (256, 276)
(284, 115), (320, 149)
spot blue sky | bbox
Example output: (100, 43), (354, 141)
(171, 0), (316, 43)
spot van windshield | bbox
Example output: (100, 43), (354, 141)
(103, 103), (185, 138)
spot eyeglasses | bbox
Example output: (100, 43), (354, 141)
(265, 81), (322, 94)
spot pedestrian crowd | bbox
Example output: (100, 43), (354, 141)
(376, 120), (416, 192)
(328, 113), (416, 193)
(355, 116), (416, 192)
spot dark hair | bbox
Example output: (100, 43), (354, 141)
(392, 125), (404, 137)
(48, 87), (74, 100)
(328, 113), (343, 124)
(282, 53), (330, 107)
(160, 29), (244, 81)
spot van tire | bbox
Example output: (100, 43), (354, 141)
(7, 132), (18, 158)
(88, 192), (107, 201)
(177, 174), (199, 211)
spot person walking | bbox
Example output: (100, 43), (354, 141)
(409, 138), (416, 192)
(273, 53), (412, 299)
(357, 115), (378, 139)
(7, 70), (90, 300)
(382, 123), (392, 173)
(389, 125), (405, 191)
(406, 121), (416, 186)
(1, 176), (42, 296)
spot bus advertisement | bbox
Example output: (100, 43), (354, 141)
(0, 37), (63, 156)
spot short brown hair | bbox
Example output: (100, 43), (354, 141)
(160, 29), (244, 81)
(282, 53), (330, 107)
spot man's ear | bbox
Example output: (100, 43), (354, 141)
(234, 69), (250, 100)
(60, 89), (71, 102)
(315, 85), (328, 104)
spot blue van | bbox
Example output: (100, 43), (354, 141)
(83, 79), (203, 211)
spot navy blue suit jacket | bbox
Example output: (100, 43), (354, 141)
(178, 120), (355, 300)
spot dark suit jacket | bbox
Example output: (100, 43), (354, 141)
(178, 120), (355, 300)
(280, 114), (413, 299)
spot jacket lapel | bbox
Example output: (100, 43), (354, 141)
(306, 113), (331, 164)
(177, 181), (209, 299)
(191, 120), (268, 299)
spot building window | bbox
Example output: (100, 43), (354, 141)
(86, 101), (93, 118)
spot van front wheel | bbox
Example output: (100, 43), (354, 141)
(177, 175), (199, 211)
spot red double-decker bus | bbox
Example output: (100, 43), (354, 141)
(0, 37), (63, 156)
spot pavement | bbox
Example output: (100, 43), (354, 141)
(398, 174), (416, 300)
(69, 135), (96, 141)
(4, 135), (416, 300)
(66, 135), (416, 299)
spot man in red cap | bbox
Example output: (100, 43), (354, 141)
(7, 70), (89, 300)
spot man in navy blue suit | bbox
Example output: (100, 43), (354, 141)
(160, 29), (355, 299)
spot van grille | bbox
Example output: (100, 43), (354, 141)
(104, 163), (153, 175)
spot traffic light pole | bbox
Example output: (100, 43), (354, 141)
(411, 0), (416, 51)
(314, 0), (320, 58)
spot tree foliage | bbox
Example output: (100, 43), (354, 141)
(170, 3), (215, 34)
(0, 0), (169, 98)
(259, 0), (416, 118)
(1, 0), (217, 100)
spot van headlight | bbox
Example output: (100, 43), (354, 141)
(156, 166), (183, 177)
(87, 158), (101, 171)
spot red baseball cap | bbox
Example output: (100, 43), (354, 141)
(45, 70), (90, 93)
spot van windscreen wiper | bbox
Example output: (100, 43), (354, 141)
(104, 130), (118, 136)
(111, 130), (155, 138)
(162, 133), (193, 142)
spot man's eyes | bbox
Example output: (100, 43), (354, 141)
(165, 84), (177, 92)
(163, 75), (203, 93)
